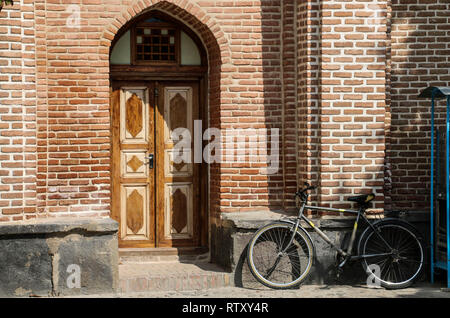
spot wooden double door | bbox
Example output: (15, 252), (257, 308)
(111, 80), (203, 248)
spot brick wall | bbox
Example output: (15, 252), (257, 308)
(0, 0), (447, 222)
(297, 0), (320, 210)
(301, 0), (388, 212)
(217, 0), (285, 213)
(0, 0), (36, 221)
(280, 0), (298, 210)
(387, 0), (450, 210)
(1, 0), (290, 219)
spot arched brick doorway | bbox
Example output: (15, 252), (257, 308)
(106, 4), (224, 252)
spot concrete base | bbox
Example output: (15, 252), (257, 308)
(211, 211), (429, 288)
(0, 217), (119, 297)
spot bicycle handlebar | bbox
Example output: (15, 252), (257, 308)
(295, 182), (316, 198)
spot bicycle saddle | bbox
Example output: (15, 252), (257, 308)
(347, 193), (375, 204)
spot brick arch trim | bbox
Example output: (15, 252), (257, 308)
(99, 0), (230, 65)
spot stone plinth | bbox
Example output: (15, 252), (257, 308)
(0, 217), (119, 297)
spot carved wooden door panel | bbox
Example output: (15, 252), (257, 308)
(111, 81), (201, 248)
(111, 85), (156, 248)
(156, 82), (201, 247)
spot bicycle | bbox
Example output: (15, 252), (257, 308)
(246, 183), (425, 289)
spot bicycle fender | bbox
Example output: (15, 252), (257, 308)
(277, 219), (316, 260)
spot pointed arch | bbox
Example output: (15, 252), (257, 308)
(99, 0), (230, 68)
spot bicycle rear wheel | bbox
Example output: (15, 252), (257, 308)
(247, 222), (314, 289)
(358, 219), (424, 289)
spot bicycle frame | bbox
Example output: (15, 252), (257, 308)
(285, 194), (395, 268)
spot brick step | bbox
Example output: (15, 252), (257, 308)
(119, 262), (232, 293)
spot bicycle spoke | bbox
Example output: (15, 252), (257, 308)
(254, 247), (271, 271)
(395, 231), (410, 250)
(273, 259), (306, 280)
(398, 240), (419, 253)
(393, 262), (403, 283)
(361, 223), (424, 288)
(367, 237), (390, 252)
(273, 256), (304, 272)
(399, 258), (422, 264)
(248, 224), (312, 288)
(379, 258), (390, 275)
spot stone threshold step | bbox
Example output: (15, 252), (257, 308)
(119, 247), (209, 264)
(119, 262), (231, 293)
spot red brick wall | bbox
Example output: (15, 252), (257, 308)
(0, 0), (36, 221)
(301, 0), (388, 212)
(281, 0), (299, 210)
(297, 0), (320, 210)
(0, 0), (447, 222)
(388, 0), (450, 210)
(217, 0), (285, 213)
(1, 0), (290, 220)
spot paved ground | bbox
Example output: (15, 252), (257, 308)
(74, 283), (450, 298)
(116, 261), (450, 298)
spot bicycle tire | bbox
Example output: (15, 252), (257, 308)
(357, 219), (425, 289)
(247, 222), (314, 289)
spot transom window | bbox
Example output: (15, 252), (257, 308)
(134, 19), (178, 62)
(110, 14), (202, 66)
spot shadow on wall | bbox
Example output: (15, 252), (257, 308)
(261, 1), (286, 213)
(388, 0), (450, 211)
(259, 0), (307, 214)
(261, 0), (386, 215)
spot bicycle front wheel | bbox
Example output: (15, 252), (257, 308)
(358, 219), (425, 289)
(247, 222), (314, 289)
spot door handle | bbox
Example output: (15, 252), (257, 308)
(145, 154), (154, 169)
